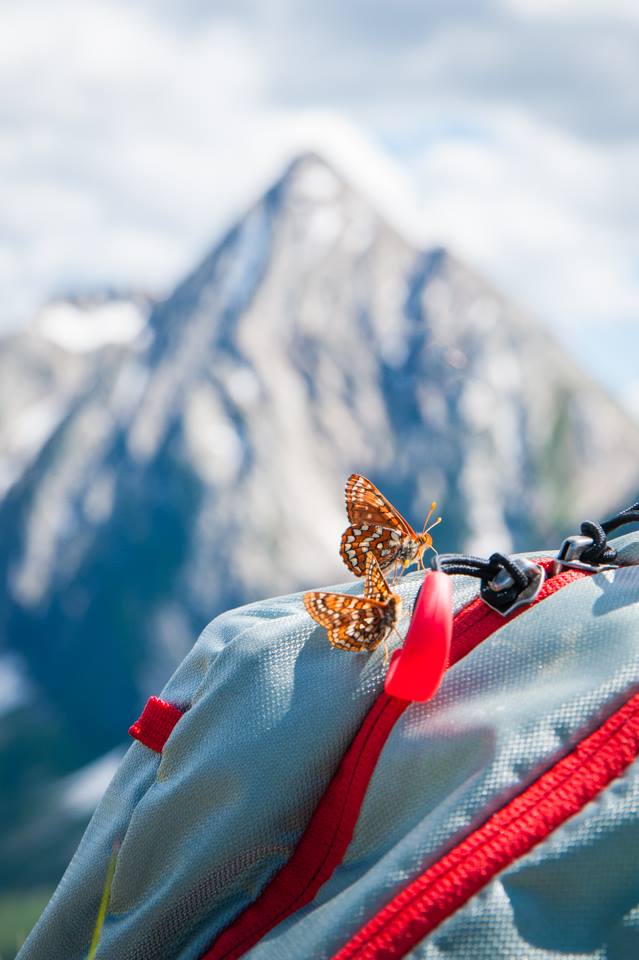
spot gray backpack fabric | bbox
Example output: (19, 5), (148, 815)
(18, 533), (639, 960)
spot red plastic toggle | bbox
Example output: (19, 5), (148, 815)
(384, 571), (453, 702)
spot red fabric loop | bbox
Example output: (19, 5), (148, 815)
(128, 696), (184, 753)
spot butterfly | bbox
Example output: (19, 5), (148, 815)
(340, 474), (441, 578)
(304, 551), (400, 655)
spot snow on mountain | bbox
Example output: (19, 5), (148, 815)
(0, 291), (151, 498)
(0, 652), (33, 717)
(1, 153), (639, 890)
(36, 294), (149, 353)
(623, 381), (639, 422)
(59, 747), (127, 817)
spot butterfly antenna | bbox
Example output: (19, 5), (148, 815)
(422, 501), (437, 533)
(425, 515), (442, 535)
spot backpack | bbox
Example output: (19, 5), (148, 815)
(17, 520), (639, 960)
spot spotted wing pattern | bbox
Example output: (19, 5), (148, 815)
(364, 551), (393, 603)
(340, 523), (403, 576)
(345, 474), (415, 537)
(303, 591), (388, 652)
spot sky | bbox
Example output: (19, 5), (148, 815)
(1, 0), (638, 407)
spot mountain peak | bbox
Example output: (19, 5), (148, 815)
(281, 150), (338, 178)
(274, 151), (356, 209)
(165, 148), (411, 339)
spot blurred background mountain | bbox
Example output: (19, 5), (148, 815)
(1, 1), (638, 956)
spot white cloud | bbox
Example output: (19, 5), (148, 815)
(409, 110), (639, 332)
(0, 0), (268, 321)
(501, 0), (639, 22)
(0, 0), (637, 399)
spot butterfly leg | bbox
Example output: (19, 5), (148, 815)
(382, 635), (389, 666)
(388, 625), (403, 661)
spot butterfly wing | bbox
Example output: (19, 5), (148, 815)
(340, 523), (403, 576)
(364, 551), (393, 603)
(345, 474), (415, 538)
(303, 591), (387, 652)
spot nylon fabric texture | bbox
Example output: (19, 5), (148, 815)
(404, 756), (639, 959)
(16, 535), (639, 960)
(334, 690), (639, 958)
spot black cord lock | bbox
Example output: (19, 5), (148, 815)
(480, 556), (545, 617)
(551, 533), (618, 576)
(433, 498), (639, 618)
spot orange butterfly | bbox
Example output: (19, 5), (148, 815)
(340, 474), (441, 578)
(304, 552), (400, 655)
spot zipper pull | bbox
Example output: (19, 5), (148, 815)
(385, 570), (453, 702)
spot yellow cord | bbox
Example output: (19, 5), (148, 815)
(87, 842), (119, 959)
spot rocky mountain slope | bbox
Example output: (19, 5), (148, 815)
(1, 153), (638, 891)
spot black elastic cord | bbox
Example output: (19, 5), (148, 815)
(579, 500), (639, 565)
(433, 551), (528, 589)
(432, 554), (492, 578)
(488, 552), (530, 590)
(434, 499), (639, 587)
(579, 521), (617, 565)
(601, 501), (639, 536)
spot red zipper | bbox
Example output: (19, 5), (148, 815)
(201, 563), (589, 960)
(333, 686), (639, 959)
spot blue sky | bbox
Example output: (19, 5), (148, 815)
(1, 0), (637, 407)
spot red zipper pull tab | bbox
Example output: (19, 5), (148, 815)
(385, 570), (453, 702)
